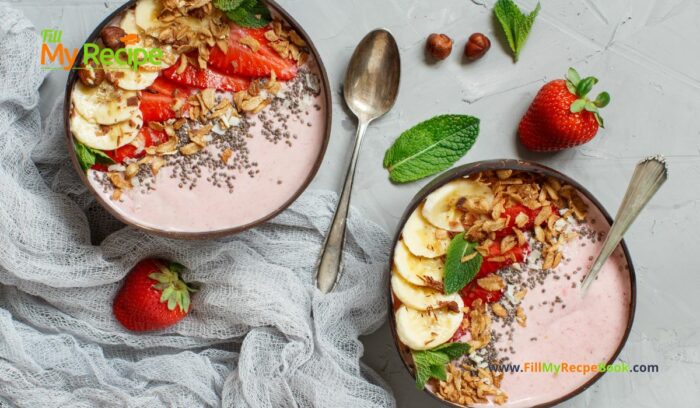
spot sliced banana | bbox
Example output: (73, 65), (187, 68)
(401, 205), (451, 258)
(70, 109), (142, 151)
(135, 0), (163, 32)
(105, 67), (158, 91)
(392, 274), (460, 311)
(120, 9), (140, 36)
(393, 240), (443, 287)
(72, 81), (139, 125)
(394, 302), (464, 351)
(422, 179), (494, 232)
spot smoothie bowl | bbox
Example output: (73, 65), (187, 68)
(64, 0), (331, 238)
(388, 160), (636, 407)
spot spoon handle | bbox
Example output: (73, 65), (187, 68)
(316, 120), (369, 293)
(580, 156), (667, 296)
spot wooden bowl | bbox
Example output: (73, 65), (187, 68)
(63, 0), (331, 239)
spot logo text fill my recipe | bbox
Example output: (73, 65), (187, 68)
(40, 29), (163, 71)
(488, 361), (659, 375)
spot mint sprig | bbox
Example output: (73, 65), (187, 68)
(383, 115), (480, 184)
(412, 342), (471, 389)
(214, 0), (271, 28)
(493, 0), (541, 62)
(74, 141), (114, 171)
(443, 233), (483, 294)
(565, 67), (610, 128)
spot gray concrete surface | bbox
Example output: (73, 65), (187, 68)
(11, 0), (700, 406)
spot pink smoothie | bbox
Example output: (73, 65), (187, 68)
(88, 61), (328, 235)
(490, 196), (633, 407)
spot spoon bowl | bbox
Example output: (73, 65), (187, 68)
(343, 29), (401, 123)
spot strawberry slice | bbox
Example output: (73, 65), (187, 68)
(140, 92), (178, 122)
(460, 282), (503, 306)
(477, 240), (529, 278)
(163, 58), (250, 92)
(148, 77), (180, 97)
(102, 127), (169, 165)
(495, 204), (558, 238)
(208, 25), (298, 80)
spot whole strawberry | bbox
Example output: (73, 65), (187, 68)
(518, 68), (610, 152)
(113, 259), (196, 331)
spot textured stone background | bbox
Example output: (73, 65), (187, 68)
(10, 0), (700, 406)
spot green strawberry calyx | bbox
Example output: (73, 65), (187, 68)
(565, 67), (610, 128)
(148, 262), (197, 313)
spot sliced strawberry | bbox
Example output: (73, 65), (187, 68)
(107, 144), (139, 164)
(496, 204), (558, 238)
(140, 92), (179, 122)
(163, 58), (250, 92)
(208, 25), (298, 80)
(502, 205), (536, 230)
(460, 282), (503, 306)
(477, 240), (529, 278)
(147, 76), (180, 97)
(103, 127), (168, 165)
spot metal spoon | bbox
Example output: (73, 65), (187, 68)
(580, 155), (668, 296)
(315, 29), (401, 293)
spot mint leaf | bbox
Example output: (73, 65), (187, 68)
(226, 0), (271, 28)
(213, 0), (245, 11)
(431, 342), (471, 360)
(383, 115), (480, 184)
(494, 0), (541, 61)
(412, 342), (471, 389)
(443, 233), (483, 294)
(73, 141), (113, 172)
(74, 142), (95, 171)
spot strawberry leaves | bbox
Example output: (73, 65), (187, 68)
(148, 262), (197, 313)
(565, 67), (610, 128)
(493, 0), (541, 61)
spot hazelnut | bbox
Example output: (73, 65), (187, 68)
(100, 26), (127, 50)
(78, 60), (105, 88)
(464, 33), (491, 61)
(426, 33), (453, 60)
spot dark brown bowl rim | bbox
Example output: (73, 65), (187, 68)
(387, 159), (637, 408)
(63, 0), (332, 240)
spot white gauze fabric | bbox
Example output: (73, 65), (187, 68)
(0, 5), (395, 408)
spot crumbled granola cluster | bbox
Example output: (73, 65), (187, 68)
(437, 361), (507, 406)
(464, 170), (587, 270)
(146, 0), (230, 68)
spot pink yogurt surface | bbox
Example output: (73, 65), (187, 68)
(88, 63), (327, 235)
(491, 196), (633, 407)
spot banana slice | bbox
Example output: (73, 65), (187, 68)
(422, 179), (494, 232)
(105, 67), (158, 91)
(393, 240), (444, 287)
(401, 205), (451, 258)
(120, 9), (140, 35)
(72, 81), (139, 125)
(394, 301), (464, 351)
(392, 274), (460, 311)
(135, 0), (163, 32)
(70, 109), (142, 150)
